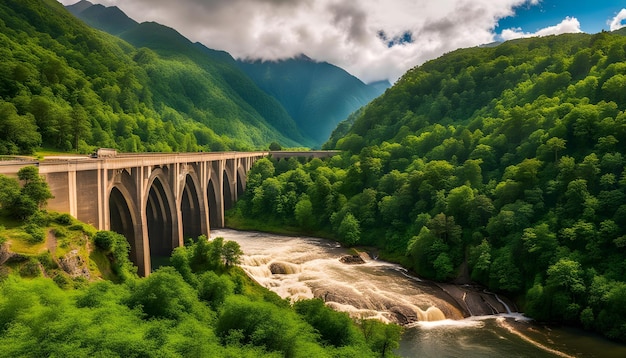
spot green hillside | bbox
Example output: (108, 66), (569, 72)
(69, 0), (312, 147)
(238, 55), (389, 147)
(0, 0), (308, 155)
(234, 31), (626, 341)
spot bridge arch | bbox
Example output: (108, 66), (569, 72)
(207, 169), (221, 229)
(109, 185), (140, 269)
(107, 169), (146, 274)
(236, 162), (247, 198)
(180, 171), (205, 242)
(144, 168), (179, 270)
(223, 168), (234, 211)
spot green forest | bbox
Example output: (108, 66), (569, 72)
(230, 30), (626, 342)
(0, 0), (309, 155)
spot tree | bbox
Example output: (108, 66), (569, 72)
(247, 158), (275, 192)
(545, 258), (586, 321)
(294, 196), (314, 230)
(251, 178), (282, 215)
(433, 252), (454, 280)
(17, 166), (52, 207)
(469, 239), (491, 283)
(446, 185), (474, 224)
(221, 240), (243, 267)
(489, 246), (522, 293)
(359, 318), (402, 357)
(546, 259), (585, 296)
(522, 223), (557, 270)
(71, 104), (90, 151)
(0, 167), (53, 220)
(427, 213), (462, 246)
(268, 141), (282, 151)
(337, 212), (361, 246)
(0, 175), (20, 210)
(0, 101), (41, 154)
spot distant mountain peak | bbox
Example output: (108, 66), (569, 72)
(66, 0), (94, 16)
(293, 53), (314, 62)
(67, 1), (137, 35)
(237, 55), (387, 145)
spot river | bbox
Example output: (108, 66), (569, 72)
(210, 229), (626, 357)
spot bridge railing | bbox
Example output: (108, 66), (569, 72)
(0, 150), (342, 175)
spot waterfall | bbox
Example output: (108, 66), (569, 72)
(494, 294), (513, 314)
(213, 229), (465, 323)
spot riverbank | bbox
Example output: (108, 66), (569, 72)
(216, 228), (626, 358)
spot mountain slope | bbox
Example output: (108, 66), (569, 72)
(68, 0), (386, 148)
(0, 0), (312, 154)
(66, 0), (312, 148)
(238, 56), (389, 147)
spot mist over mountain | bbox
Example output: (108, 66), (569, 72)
(63, 0), (315, 148)
(66, 0), (387, 147)
(237, 56), (389, 146)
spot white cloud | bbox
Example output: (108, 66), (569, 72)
(58, 0), (540, 82)
(609, 8), (626, 31)
(500, 16), (582, 41)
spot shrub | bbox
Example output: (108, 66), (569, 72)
(94, 231), (115, 252)
(295, 298), (359, 347)
(216, 296), (306, 355)
(53, 273), (72, 289)
(54, 213), (74, 226)
(93, 230), (135, 280)
(27, 210), (49, 227)
(19, 258), (41, 277)
(198, 271), (234, 309)
(37, 251), (58, 270)
(126, 267), (209, 321)
(52, 227), (67, 238)
(24, 224), (45, 244)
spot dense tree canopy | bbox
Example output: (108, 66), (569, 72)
(235, 31), (626, 342)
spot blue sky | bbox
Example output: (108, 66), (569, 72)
(498, 0), (626, 35)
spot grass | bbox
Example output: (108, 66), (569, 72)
(90, 249), (114, 281)
(4, 229), (46, 255)
(225, 212), (335, 240)
(35, 147), (75, 157)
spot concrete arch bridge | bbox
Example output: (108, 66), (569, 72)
(0, 150), (338, 276)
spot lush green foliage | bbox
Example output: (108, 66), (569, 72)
(0, 235), (400, 357)
(235, 32), (626, 341)
(0, 0), (308, 154)
(0, 167), (53, 220)
(93, 230), (135, 281)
